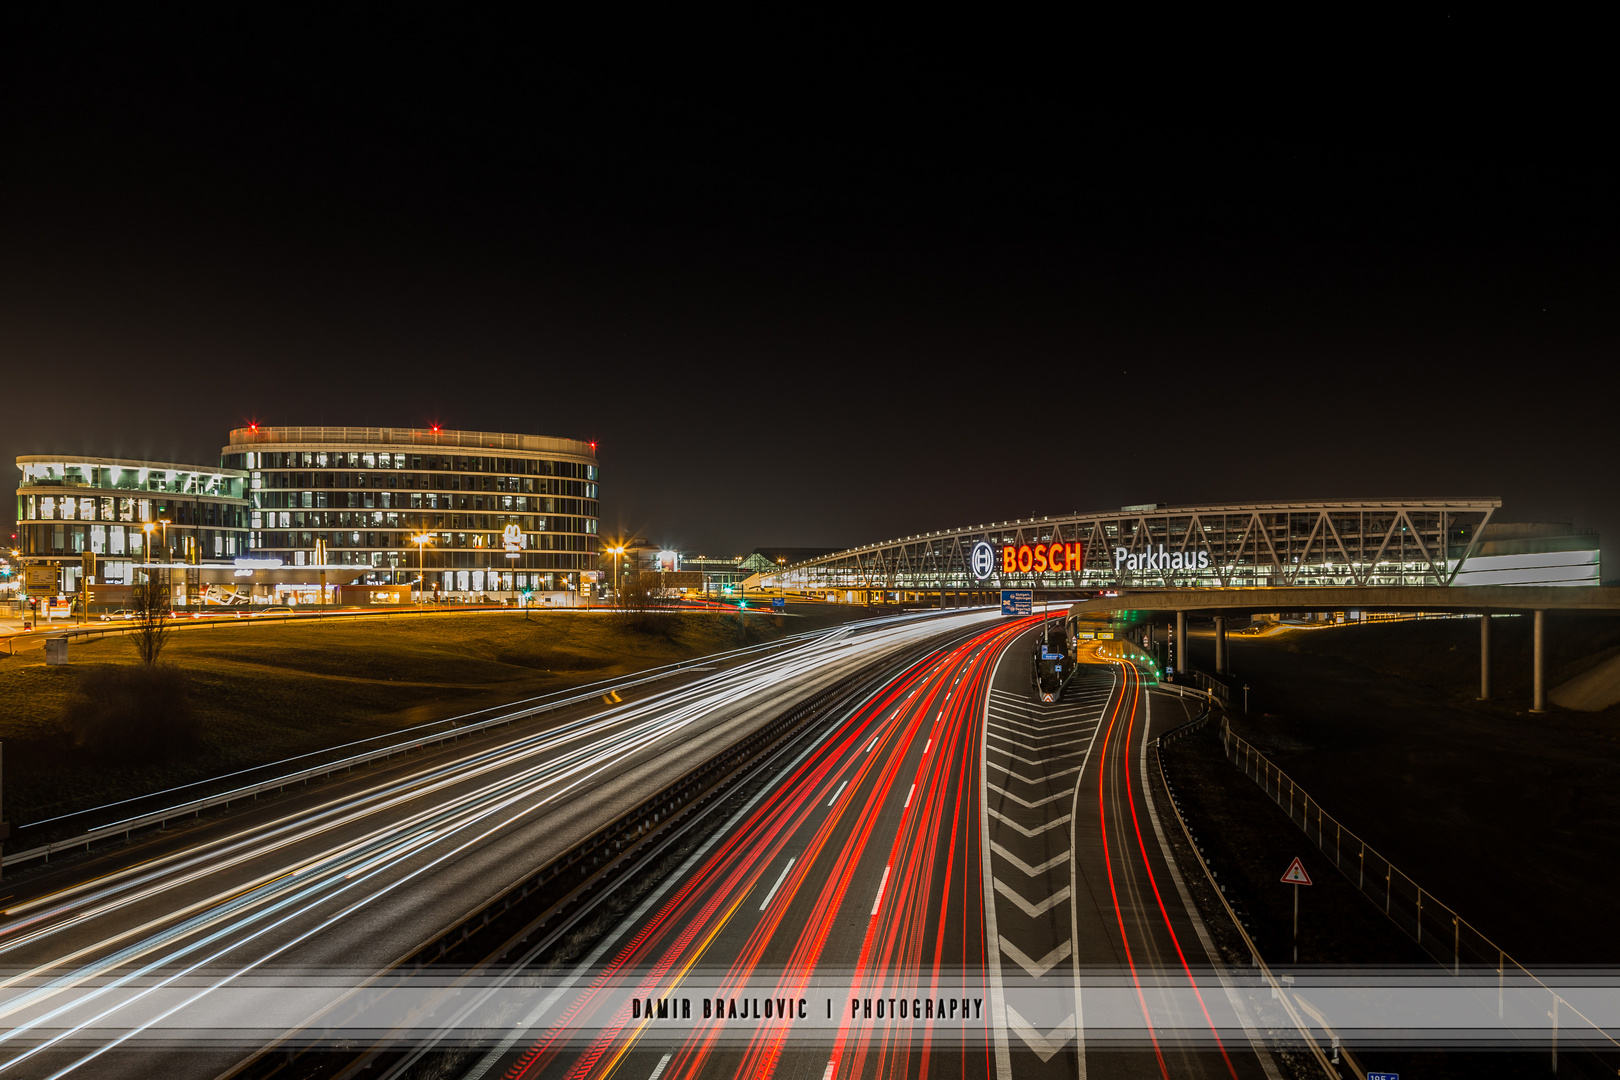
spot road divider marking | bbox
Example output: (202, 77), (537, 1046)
(990, 841), (1070, 876)
(872, 866), (890, 916)
(759, 856), (797, 911)
(827, 780), (848, 807)
(866, 737), (878, 753)
(993, 877), (1071, 917)
(999, 935), (1073, 978)
(904, 784), (915, 809)
(987, 808), (1071, 838)
(649, 1053), (673, 1080)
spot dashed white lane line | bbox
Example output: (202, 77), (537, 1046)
(904, 784), (915, 808)
(871, 866), (890, 916)
(827, 780), (848, 807)
(923, 738), (932, 754)
(649, 1053), (673, 1080)
(759, 856), (797, 911)
(866, 737), (878, 753)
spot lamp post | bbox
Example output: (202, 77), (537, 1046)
(607, 545), (626, 608)
(412, 534), (433, 608)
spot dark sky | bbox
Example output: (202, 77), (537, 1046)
(3, 14), (1614, 566)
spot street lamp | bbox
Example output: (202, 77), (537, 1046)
(412, 533), (433, 608)
(607, 544), (626, 607)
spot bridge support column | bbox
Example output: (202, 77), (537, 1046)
(1214, 616), (1229, 674)
(1532, 609), (1547, 713)
(1176, 611), (1187, 675)
(1479, 615), (1491, 700)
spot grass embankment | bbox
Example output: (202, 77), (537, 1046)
(0, 609), (819, 829)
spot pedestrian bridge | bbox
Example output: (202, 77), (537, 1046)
(758, 498), (1601, 599)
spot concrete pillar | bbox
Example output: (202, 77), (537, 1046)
(1479, 615), (1491, 700)
(1532, 610), (1547, 713)
(1214, 616), (1228, 674)
(1176, 611), (1187, 674)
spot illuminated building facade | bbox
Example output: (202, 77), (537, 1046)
(14, 456), (250, 594)
(221, 426), (599, 598)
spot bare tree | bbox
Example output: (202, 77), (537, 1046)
(130, 572), (173, 666)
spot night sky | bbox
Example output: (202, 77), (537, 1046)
(3, 15), (1614, 568)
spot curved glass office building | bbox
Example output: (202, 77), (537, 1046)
(221, 426), (599, 599)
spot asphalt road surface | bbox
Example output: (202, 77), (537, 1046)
(468, 622), (1283, 1080)
(0, 609), (999, 1080)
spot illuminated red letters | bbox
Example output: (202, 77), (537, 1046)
(1001, 542), (1082, 574)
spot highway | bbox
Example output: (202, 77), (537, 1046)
(0, 609), (999, 1080)
(464, 621), (1281, 1080)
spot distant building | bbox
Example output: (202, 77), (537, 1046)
(752, 546), (842, 569)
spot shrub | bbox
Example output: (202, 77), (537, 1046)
(59, 665), (201, 761)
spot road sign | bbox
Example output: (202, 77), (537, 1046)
(1000, 590), (1032, 617)
(1281, 857), (1312, 885)
(771, 597), (785, 609)
(1367, 1074), (1399, 1080)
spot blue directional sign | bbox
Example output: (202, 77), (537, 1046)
(1367, 1073), (1399, 1080)
(771, 596), (785, 609)
(1000, 590), (1032, 617)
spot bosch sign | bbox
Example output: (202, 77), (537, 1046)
(967, 540), (1084, 579)
(1003, 542), (1083, 574)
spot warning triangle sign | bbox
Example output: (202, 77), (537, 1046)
(1280, 857), (1312, 885)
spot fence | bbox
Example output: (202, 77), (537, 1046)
(1222, 718), (1620, 1070)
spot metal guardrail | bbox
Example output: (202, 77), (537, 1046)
(1, 628), (833, 869)
(1222, 718), (1620, 1071)
(1154, 710), (1353, 1079)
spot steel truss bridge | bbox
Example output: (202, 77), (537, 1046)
(762, 499), (1504, 596)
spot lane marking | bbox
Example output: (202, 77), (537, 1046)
(758, 857), (797, 911)
(903, 784), (915, 809)
(866, 737), (878, 753)
(984, 744), (1085, 766)
(923, 739), (931, 754)
(826, 780), (848, 808)
(1006, 1005), (1075, 1063)
(985, 783), (1070, 809)
(987, 808), (1070, 838)
(993, 878), (1071, 918)
(649, 1052), (673, 1080)
(999, 935), (1073, 978)
(986, 731), (1094, 752)
(990, 842), (1070, 877)
(871, 865), (890, 916)
(984, 761), (1083, 786)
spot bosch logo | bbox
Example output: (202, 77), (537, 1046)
(969, 541), (995, 580)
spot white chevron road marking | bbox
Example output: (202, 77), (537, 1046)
(986, 783), (1070, 809)
(984, 760), (1084, 786)
(983, 744), (1085, 766)
(987, 808), (1070, 837)
(999, 935), (1073, 978)
(990, 842), (1070, 876)
(985, 731), (1094, 753)
(1006, 1006), (1075, 1061)
(993, 877), (1072, 917)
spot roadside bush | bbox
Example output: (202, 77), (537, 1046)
(59, 665), (201, 761)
